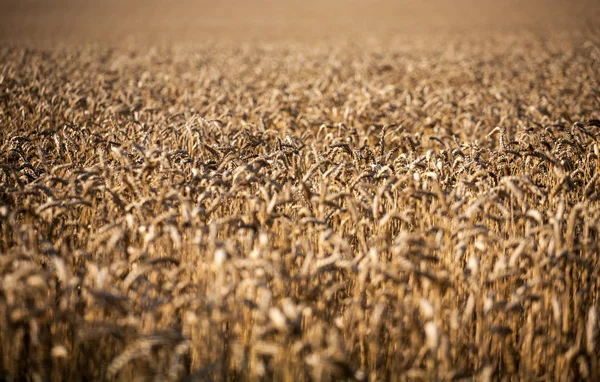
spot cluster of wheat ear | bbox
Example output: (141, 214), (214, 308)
(1, 29), (600, 381)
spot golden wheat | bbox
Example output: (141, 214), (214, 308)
(1, 27), (600, 381)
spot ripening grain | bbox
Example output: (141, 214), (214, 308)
(1, 24), (600, 381)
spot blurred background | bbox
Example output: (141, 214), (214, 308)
(1, 0), (599, 44)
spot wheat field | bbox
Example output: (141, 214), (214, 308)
(1, 1), (600, 381)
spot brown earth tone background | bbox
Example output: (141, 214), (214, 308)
(1, 0), (600, 44)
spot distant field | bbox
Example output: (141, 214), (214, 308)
(1, 0), (599, 43)
(1, 1), (600, 381)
